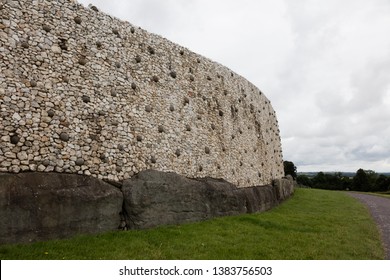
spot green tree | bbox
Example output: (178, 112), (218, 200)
(297, 175), (312, 187)
(308, 172), (350, 190)
(283, 161), (297, 179)
(352, 169), (370, 192)
(375, 175), (390, 192)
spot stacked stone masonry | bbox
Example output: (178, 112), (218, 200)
(0, 0), (284, 187)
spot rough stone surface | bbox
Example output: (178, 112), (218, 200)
(0, 0), (284, 187)
(0, 172), (123, 244)
(122, 170), (294, 229)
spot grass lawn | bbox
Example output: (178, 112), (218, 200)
(366, 191), (390, 199)
(0, 188), (385, 260)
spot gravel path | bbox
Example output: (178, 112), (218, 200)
(347, 192), (390, 259)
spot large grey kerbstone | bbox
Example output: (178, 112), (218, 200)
(0, 172), (123, 244)
(122, 170), (295, 229)
(273, 175), (295, 201)
(122, 169), (247, 229)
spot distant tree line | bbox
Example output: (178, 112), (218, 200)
(284, 161), (390, 192)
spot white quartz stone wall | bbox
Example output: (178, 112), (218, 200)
(0, 0), (284, 187)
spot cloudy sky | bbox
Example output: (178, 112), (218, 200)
(78, 0), (390, 172)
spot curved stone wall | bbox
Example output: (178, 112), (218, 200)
(0, 0), (284, 187)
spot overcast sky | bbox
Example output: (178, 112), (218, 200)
(78, 0), (390, 173)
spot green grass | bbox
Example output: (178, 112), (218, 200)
(353, 191), (390, 199)
(369, 192), (390, 199)
(0, 189), (385, 260)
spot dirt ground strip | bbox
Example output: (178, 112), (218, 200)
(347, 192), (390, 260)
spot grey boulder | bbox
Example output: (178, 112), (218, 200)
(0, 172), (123, 244)
(122, 170), (247, 229)
(121, 170), (294, 229)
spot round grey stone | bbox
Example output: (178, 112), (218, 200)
(158, 125), (165, 133)
(74, 16), (82, 24)
(148, 46), (155, 54)
(75, 158), (84, 166)
(90, 5), (99, 12)
(10, 135), (20, 145)
(175, 149), (181, 157)
(59, 132), (69, 142)
(82, 95), (90, 103)
(42, 24), (51, 32)
(78, 57), (87, 65)
(170, 71), (177, 79)
(47, 110), (55, 117)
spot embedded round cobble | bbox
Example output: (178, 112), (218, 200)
(170, 71), (177, 79)
(10, 135), (20, 145)
(79, 57), (87, 65)
(148, 46), (155, 54)
(60, 132), (70, 142)
(74, 16), (82, 24)
(75, 158), (84, 166)
(158, 125), (165, 133)
(82, 95), (90, 103)
(42, 24), (51, 32)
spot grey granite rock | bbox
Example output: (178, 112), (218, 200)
(0, 172), (123, 244)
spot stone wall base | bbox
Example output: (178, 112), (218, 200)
(0, 170), (294, 244)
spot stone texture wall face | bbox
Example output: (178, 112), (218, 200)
(0, 0), (284, 187)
